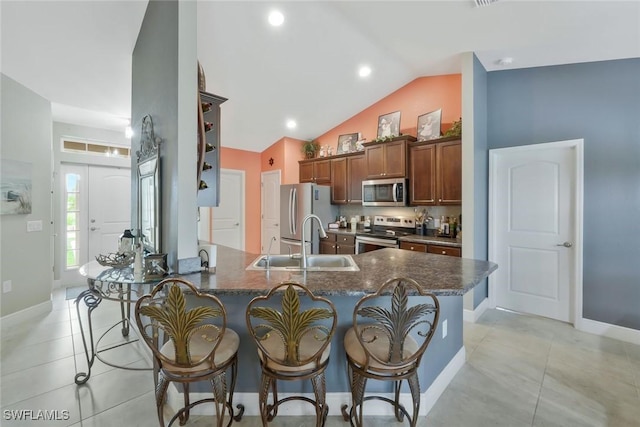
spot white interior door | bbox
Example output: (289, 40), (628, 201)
(60, 164), (130, 286)
(211, 169), (244, 250)
(490, 140), (581, 323)
(261, 170), (281, 255)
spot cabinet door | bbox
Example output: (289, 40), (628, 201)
(347, 155), (366, 204)
(319, 239), (336, 254)
(365, 144), (385, 178)
(383, 140), (406, 178)
(331, 158), (348, 204)
(299, 162), (314, 183)
(410, 144), (436, 205)
(314, 159), (331, 184)
(437, 140), (461, 205)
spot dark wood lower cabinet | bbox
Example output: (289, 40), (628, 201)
(320, 233), (355, 254)
(399, 241), (461, 257)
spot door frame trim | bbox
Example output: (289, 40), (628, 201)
(260, 169), (281, 253)
(488, 139), (584, 327)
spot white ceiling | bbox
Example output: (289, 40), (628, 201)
(2, 1), (639, 152)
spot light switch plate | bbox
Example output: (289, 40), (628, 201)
(27, 220), (43, 232)
(442, 319), (448, 338)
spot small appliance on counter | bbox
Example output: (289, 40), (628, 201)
(198, 242), (217, 273)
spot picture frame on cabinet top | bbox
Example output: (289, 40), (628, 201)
(337, 133), (359, 154)
(417, 108), (442, 141)
(377, 111), (401, 139)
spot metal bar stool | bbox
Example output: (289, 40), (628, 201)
(135, 278), (244, 426)
(246, 281), (337, 426)
(341, 277), (440, 427)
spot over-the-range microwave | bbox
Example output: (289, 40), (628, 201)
(362, 178), (408, 207)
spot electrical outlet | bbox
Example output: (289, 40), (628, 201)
(27, 220), (43, 232)
(3, 280), (12, 293)
(442, 319), (448, 338)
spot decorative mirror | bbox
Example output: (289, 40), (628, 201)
(137, 115), (161, 253)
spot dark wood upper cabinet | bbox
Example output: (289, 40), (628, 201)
(299, 158), (331, 184)
(437, 140), (462, 204)
(364, 136), (415, 179)
(347, 154), (366, 204)
(331, 153), (366, 205)
(409, 137), (461, 206)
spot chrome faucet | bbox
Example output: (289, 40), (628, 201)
(300, 214), (327, 269)
(266, 236), (277, 269)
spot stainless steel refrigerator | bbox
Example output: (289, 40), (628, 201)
(280, 183), (337, 255)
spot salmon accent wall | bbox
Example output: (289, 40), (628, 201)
(220, 146), (262, 254)
(260, 137), (304, 184)
(315, 75), (461, 147)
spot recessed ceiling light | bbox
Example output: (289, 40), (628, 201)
(268, 10), (285, 27)
(358, 65), (372, 78)
(497, 57), (514, 66)
(286, 119), (297, 129)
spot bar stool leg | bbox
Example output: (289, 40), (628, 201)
(407, 374), (421, 427)
(310, 371), (327, 427)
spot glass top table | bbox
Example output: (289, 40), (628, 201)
(74, 261), (163, 385)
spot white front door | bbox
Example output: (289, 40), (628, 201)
(261, 170), (281, 255)
(489, 140), (582, 323)
(211, 169), (244, 250)
(60, 164), (131, 286)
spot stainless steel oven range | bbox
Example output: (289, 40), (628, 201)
(355, 215), (416, 254)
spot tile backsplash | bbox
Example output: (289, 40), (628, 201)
(338, 205), (462, 229)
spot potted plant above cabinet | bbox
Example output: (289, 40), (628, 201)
(301, 139), (319, 159)
(409, 136), (461, 205)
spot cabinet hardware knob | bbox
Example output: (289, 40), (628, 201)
(410, 246), (414, 250)
(442, 251), (446, 254)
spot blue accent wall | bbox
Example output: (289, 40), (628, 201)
(487, 58), (640, 330)
(472, 54), (489, 308)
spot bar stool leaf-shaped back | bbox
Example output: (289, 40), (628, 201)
(135, 278), (244, 427)
(341, 277), (440, 427)
(246, 282), (337, 427)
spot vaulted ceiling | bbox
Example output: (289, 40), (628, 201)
(2, 1), (638, 152)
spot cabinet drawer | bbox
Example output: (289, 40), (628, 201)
(336, 235), (355, 246)
(399, 241), (427, 252)
(427, 244), (461, 257)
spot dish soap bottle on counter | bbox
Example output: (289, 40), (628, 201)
(350, 216), (357, 232)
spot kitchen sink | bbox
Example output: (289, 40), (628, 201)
(246, 254), (359, 271)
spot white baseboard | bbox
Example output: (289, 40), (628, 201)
(0, 300), (53, 334)
(463, 298), (489, 323)
(167, 346), (466, 417)
(577, 317), (640, 345)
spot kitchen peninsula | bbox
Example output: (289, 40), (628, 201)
(173, 244), (497, 413)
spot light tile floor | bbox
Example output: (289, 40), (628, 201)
(1, 288), (639, 426)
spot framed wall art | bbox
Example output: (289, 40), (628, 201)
(417, 108), (442, 141)
(377, 111), (401, 139)
(1, 159), (32, 215)
(337, 133), (359, 154)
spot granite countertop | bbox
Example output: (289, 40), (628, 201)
(325, 228), (356, 235)
(180, 245), (497, 298)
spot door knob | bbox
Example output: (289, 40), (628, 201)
(234, 223), (239, 226)
(90, 227), (100, 231)
(556, 242), (573, 248)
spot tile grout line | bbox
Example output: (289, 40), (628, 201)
(529, 333), (557, 427)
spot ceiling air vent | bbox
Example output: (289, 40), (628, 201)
(474, 0), (499, 6)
